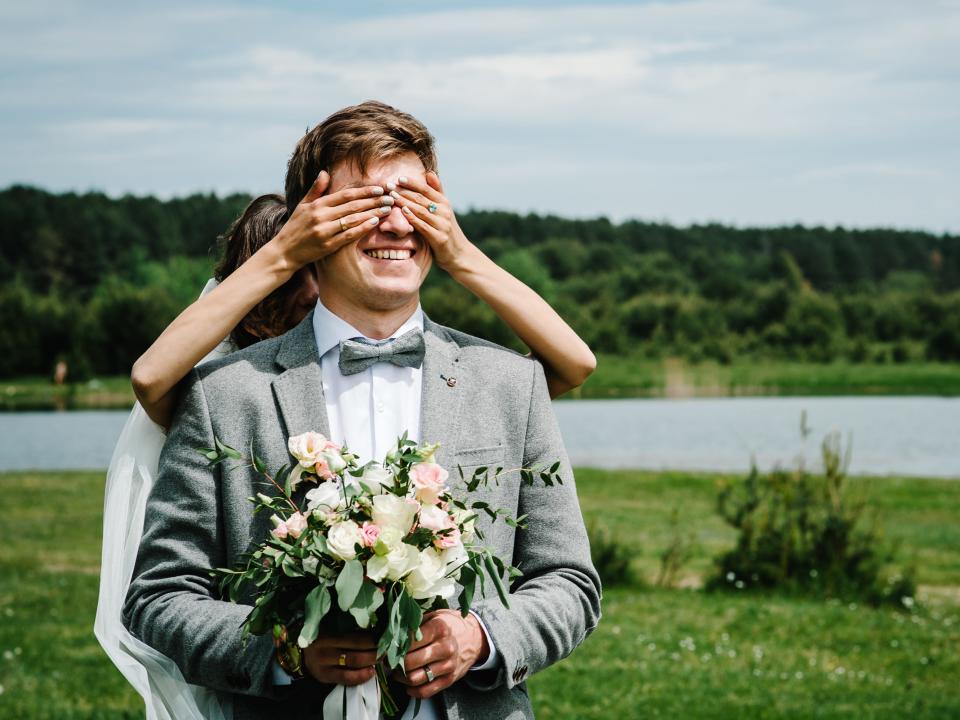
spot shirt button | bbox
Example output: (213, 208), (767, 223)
(376, 401), (384, 414)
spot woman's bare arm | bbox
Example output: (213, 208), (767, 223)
(392, 173), (596, 398)
(132, 172), (391, 428)
(448, 247), (596, 398)
(131, 242), (295, 427)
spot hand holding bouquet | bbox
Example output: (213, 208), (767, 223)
(203, 432), (562, 718)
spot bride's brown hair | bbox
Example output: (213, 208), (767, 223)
(214, 193), (300, 348)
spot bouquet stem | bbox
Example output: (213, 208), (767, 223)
(376, 662), (400, 717)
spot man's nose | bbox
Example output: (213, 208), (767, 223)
(378, 204), (414, 237)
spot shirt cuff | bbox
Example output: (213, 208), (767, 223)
(272, 659), (294, 686)
(468, 609), (499, 671)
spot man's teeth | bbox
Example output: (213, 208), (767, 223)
(365, 249), (412, 260)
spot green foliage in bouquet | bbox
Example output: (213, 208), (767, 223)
(199, 431), (562, 714)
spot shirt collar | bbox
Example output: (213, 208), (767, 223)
(312, 298), (424, 358)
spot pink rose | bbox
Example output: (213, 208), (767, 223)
(361, 521), (382, 548)
(286, 512), (308, 539)
(435, 525), (461, 549)
(271, 521), (289, 540)
(410, 462), (449, 505)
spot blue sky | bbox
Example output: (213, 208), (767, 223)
(2, 0), (958, 232)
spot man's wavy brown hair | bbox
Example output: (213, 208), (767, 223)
(284, 100), (437, 216)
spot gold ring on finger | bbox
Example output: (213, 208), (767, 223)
(338, 653), (347, 667)
(424, 664), (435, 683)
(339, 218), (347, 232)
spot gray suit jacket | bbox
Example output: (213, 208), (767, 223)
(123, 310), (602, 720)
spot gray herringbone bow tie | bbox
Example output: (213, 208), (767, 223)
(338, 328), (426, 376)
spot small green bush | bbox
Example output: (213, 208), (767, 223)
(588, 523), (638, 589)
(706, 426), (917, 608)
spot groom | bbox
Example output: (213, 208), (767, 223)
(123, 101), (601, 720)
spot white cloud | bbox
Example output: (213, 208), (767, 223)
(0, 0), (958, 231)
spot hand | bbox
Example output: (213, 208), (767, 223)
(390, 172), (480, 275)
(302, 631), (379, 686)
(391, 609), (490, 700)
(274, 170), (395, 271)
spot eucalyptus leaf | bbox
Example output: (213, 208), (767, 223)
(297, 584), (331, 648)
(335, 559), (364, 611)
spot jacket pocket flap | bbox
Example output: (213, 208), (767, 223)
(453, 444), (505, 467)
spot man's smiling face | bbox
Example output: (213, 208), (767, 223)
(318, 152), (433, 312)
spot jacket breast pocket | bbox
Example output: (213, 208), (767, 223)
(452, 444), (505, 473)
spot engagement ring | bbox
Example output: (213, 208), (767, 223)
(427, 203), (438, 214)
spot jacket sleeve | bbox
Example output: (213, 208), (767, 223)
(466, 360), (602, 690)
(121, 369), (278, 697)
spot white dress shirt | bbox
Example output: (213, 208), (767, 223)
(275, 299), (497, 718)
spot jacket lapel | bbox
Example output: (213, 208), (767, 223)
(419, 316), (464, 468)
(271, 309), (331, 441)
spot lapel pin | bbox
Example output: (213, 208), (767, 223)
(441, 374), (457, 387)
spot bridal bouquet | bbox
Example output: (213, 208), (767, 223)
(203, 431), (561, 718)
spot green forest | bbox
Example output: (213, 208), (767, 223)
(2, 184), (959, 381)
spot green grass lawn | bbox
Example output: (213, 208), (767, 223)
(0, 469), (958, 719)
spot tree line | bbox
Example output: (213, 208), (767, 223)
(1, 185), (958, 379)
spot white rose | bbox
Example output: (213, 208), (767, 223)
(302, 555), (319, 575)
(367, 543), (419, 582)
(405, 548), (456, 600)
(360, 465), (393, 495)
(288, 431), (331, 467)
(440, 540), (468, 580)
(327, 520), (364, 561)
(372, 494), (419, 534)
(374, 526), (404, 556)
(305, 481), (344, 513)
(418, 504), (451, 533)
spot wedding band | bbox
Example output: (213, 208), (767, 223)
(427, 203), (438, 214)
(338, 653), (347, 667)
(339, 218), (347, 232)
(424, 664), (435, 683)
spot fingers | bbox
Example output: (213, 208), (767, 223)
(317, 184), (385, 207)
(312, 632), (378, 650)
(328, 194), (394, 220)
(327, 210), (387, 246)
(425, 171), (445, 195)
(312, 646), (380, 669)
(398, 198), (450, 241)
(302, 170), (331, 204)
(303, 634), (379, 686)
(405, 668), (455, 699)
(395, 174), (444, 203)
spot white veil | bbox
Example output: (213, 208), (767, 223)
(94, 278), (237, 720)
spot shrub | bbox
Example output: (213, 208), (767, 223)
(587, 523), (638, 588)
(705, 425), (917, 608)
(655, 508), (698, 588)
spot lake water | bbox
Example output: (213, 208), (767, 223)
(0, 396), (957, 477)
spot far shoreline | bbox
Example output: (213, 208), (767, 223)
(3, 358), (960, 410)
